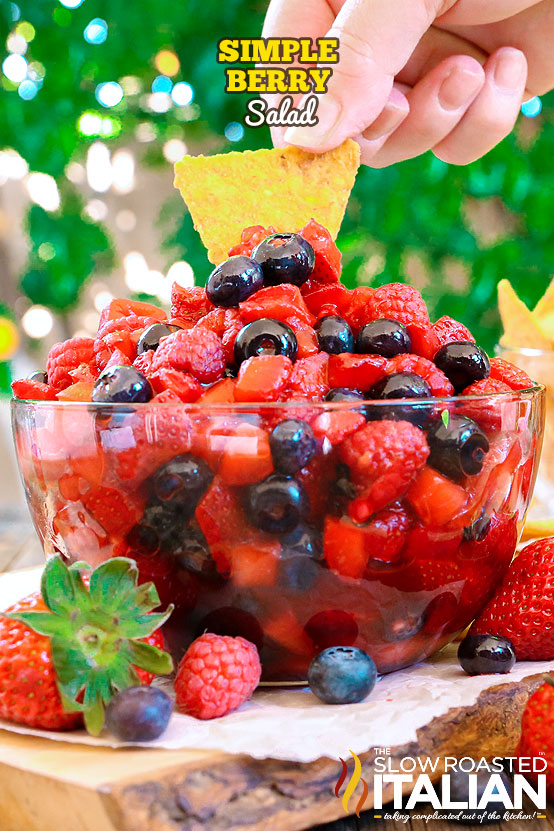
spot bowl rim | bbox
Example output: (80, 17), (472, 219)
(10, 383), (546, 409)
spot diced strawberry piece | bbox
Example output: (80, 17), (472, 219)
(71, 450), (105, 489)
(303, 284), (351, 317)
(57, 382), (95, 402)
(218, 423), (274, 486)
(171, 284), (214, 325)
(228, 225), (276, 258)
(83, 486), (144, 537)
(133, 350), (155, 376)
(95, 315), (160, 370)
(149, 368), (203, 402)
(68, 363), (99, 384)
(408, 323), (441, 361)
(240, 284), (315, 328)
(286, 352), (329, 401)
(99, 298), (166, 328)
(363, 503), (413, 569)
(296, 452), (337, 524)
(312, 411), (365, 445)
(328, 354), (388, 392)
(407, 467), (467, 526)
(59, 473), (84, 502)
(343, 287), (374, 331)
(404, 524), (463, 561)
(104, 348), (132, 370)
(324, 516), (369, 578)
(12, 379), (57, 401)
(227, 537), (281, 587)
(288, 318), (319, 359)
(196, 477), (253, 575)
(235, 355), (293, 402)
(264, 609), (313, 656)
(152, 390), (182, 403)
(489, 357), (533, 391)
(195, 307), (243, 364)
(299, 219), (341, 286)
(198, 378), (236, 404)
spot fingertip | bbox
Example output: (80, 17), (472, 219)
(488, 47), (528, 92)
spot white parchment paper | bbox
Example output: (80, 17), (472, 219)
(1, 567), (552, 762)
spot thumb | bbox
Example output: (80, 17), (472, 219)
(284, 0), (446, 152)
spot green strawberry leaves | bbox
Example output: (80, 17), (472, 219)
(7, 556), (174, 736)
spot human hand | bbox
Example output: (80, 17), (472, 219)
(262, 0), (552, 167)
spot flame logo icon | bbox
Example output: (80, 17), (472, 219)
(334, 750), (369, 817)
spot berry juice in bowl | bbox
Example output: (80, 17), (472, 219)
(10, 144), (546, 683)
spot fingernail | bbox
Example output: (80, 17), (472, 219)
(363, 100), (408, 140)
(438, 67), (484, 111)
(284, 94), (341, 148)
(493, 48), (526, 91)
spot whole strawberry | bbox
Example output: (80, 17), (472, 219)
(0, 556), (173, 734)
(175, 632), (261, 720)
(471, 537), (554, 660)
(516, 675), (554, 800)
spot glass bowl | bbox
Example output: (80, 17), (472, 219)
(12, 389), (544, 682)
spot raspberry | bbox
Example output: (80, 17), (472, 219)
(386, 354), (454, 397)
(195, 307), (243, 364)
(94, 315), (161, 370)
(170, 284), (214, 325)
(489, 357), (533, 391)
(363, 503), (413, 569)
(460, 377), (512, 431)
(228, 224), (276, 258)
(175, 633), (261, 719)
(133, 350), (155, 376)
(286, 352), (329, 401)
(152, 328), (225, 384)
(367, 284), (430, 332)
(149, 368), (203, 402)
(340, 420), (429, 521)
(343, 287), (374, 332)
(11, 379), (57, 401)
(46, 337), (96, 391)
(432, 316), (475, 350)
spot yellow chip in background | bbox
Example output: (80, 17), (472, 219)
(533, 277), (554, 321)
(497, 279), (551, 349)
(174, 140), (361, 264)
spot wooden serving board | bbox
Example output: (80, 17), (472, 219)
(0, 672), (546, 831)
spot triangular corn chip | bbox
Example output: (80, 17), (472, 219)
(498, 279), (551, 349)
(533, 277), (554, 321)
(174, 140), (360, 264)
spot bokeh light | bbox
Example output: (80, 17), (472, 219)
(86, 142), (112, 192)
(7, 34), (27, 55)
(0, 149), (28, 180)
(3, 53), (27, 83)
(16, 21), (35, 41)
(163, 138), (187, 163)
(152, 75), (172, 94)
(93, 290), (113, 312)
(111, 149), (135, 194)
(225, 121), (244, 142)
(95, 81), (123, 108)
(37, 242), (56, 261)
(84, 199), (108, 221)
(167, 260), (194, 288)
(521, 97), (542, 118)
(155, 50), (180, 77)
(171, 81), (193, 106)
(58, 0), (85, 8)
(26, 173), (60, 211)
(115, 209), (136, 232)
(10, 4), (20, 22)
(22, 306), (54, 339)
(148, 92), (171, 113)
(18, 80), (38, 100)
(0, 318), (19, 361)
(84, 18), (108, 45)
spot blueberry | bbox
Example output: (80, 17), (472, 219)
(279, 557), (320, 592)
(356, 319), (411, 358)
(234, 318), (297, 364)
(280, 523), (323, 560)
(434, 341), (490, 393)
(315, 315), (354, 355)
(153, 454), (213, 515)
(136, 322), (182, 355)
(174, 524), (218, 579)
(196, 607), (264, 650)
(367, 372), (432, 426)
(253, 232), (314, 287)
(105, 686), (172, 742)
(128, 501), (181, 552)
(92, 365), (153, 404)
(246, 474), (308, 534)
(270, 419), (317, 475)
(308, 646), (377, 704)
(206, 255), (264, 307)
(463, 509), (491, 542)
(427, 414), (489, 481)
(458, 633), (516, 676)
(325, 388), (365, 403)
(444, 768), (513, 825)
(28, 370), (48, 384)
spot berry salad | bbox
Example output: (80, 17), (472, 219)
(11, 217), (544, 681)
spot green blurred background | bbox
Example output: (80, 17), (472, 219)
(0, 0), (553, 393)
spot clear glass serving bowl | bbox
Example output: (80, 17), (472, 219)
(12, 389), (544, 682)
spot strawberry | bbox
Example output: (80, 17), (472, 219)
(234, 355), (293, 402)
(407, 467), (467, 526)
(83, 487), (145, 537)
(12, 379), (57, 401)
(516, 675), (554, 800)
(0, 556), (173, 734)
(471, 537), (554, 660)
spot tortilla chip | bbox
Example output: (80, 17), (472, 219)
(533, 278), (554, 321)
(497, 279), (551, 349)
(521, 516), (554, 541)
(174, 140), (360, 264)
